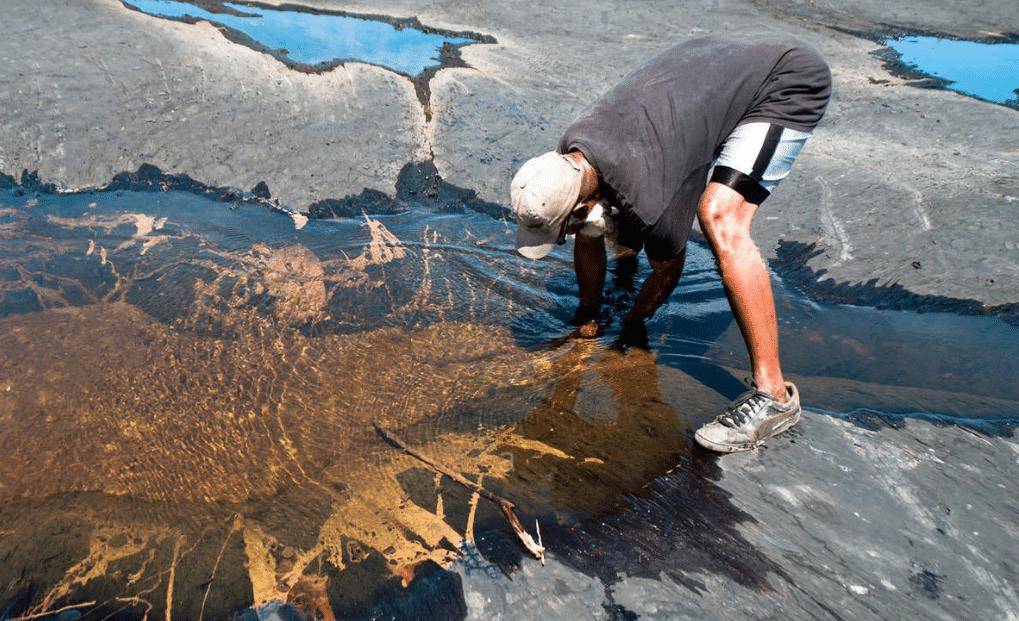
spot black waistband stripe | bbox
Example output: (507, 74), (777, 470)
(710, 166), (771, 205)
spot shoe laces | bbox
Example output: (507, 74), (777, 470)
(719, 380), (771, 428)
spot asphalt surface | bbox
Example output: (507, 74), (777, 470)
(455, 414), (1019, 619)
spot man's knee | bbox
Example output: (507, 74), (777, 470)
(697, 188), (754, 255)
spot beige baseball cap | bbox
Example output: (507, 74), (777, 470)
(510, 151), (583, 259)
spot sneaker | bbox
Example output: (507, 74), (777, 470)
(695, 382), (801, 453)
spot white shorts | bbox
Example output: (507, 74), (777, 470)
(709, 122), (812, 204)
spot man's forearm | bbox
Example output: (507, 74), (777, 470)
(623, 250), (686, 322)
(574, 233), (607, 310)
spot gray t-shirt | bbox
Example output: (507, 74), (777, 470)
(558, 36), (831, 228)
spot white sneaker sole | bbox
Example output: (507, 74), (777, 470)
(694, 409), (802, 453)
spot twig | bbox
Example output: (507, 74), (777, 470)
(373, 423), (545, 564)
(198, 515), (242, 621)
(165, 536), (182, 621)
(464, 474), (483, 543)
(8, 601), (97, 620)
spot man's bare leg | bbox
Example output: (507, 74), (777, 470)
(696, 182), (788, 402)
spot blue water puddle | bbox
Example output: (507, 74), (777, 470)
(884, 35), (1019, 106)
(123, 0), (477, 77)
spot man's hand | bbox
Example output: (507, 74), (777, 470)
(573, 304), (601, 338)
(615, 316), (649, 349)
(621, 250), (687, 324)
(577, 320), (600, 338)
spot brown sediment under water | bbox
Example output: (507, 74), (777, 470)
(1, 185), (1017, 619)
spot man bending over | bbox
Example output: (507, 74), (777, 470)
(509, 36), (831, 452)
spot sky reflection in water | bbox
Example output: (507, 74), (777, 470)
(124, 0), (475, 76)
(885, 35), (1019, 105)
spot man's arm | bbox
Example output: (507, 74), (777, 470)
(621, 250), (686, 324)
(574, 232), (606, 337)
(573, 231), (686, 338)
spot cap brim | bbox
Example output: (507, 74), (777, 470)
(515, 224), (558, 260)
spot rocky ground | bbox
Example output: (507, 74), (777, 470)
(2, 1), (1017, 619)
(454, 414), (1019, 620)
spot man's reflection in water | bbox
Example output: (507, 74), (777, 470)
(497, 337), (695, 520)
(477, 324), (766, 590)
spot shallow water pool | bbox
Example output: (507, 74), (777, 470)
(0, 185), (1016, 618)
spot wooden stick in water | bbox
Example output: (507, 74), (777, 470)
(8, 601), (98, 621)
(373, 422), (545, 565)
